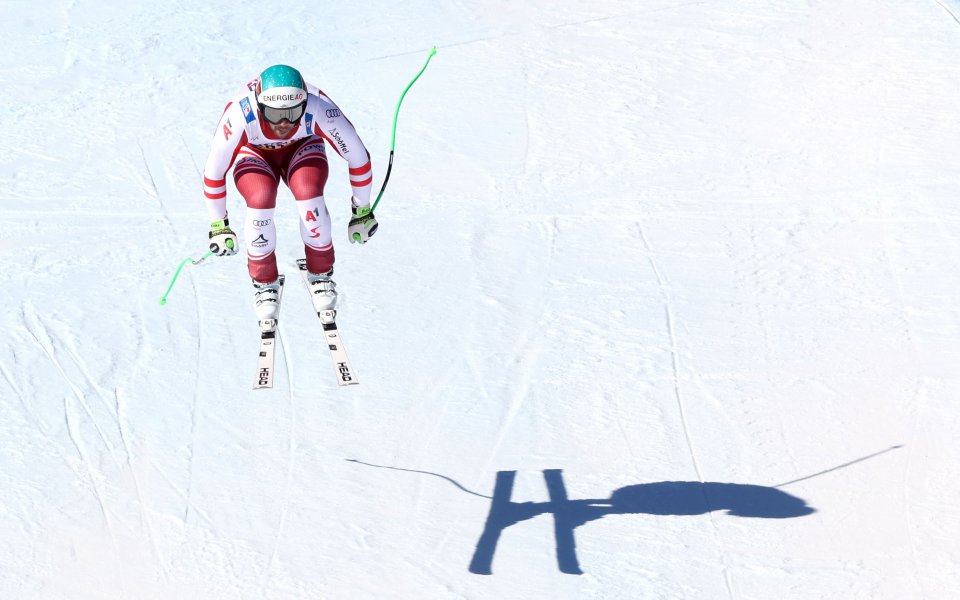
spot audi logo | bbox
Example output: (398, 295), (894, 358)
(253, 219), (272, 227)
(325, 109), (341, 118)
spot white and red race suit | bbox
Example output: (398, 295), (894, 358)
(202, 78), (373, 282)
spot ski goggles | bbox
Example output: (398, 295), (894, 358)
(260, 101), (307, 124)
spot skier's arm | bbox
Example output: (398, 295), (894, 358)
(202, 101), (248, 221)
(312, 97), (373, 206)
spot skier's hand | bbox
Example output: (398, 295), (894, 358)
(209, 218), (238, 256)
(348, 205), (378, 244)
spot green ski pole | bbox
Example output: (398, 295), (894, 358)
(158, 239), (232, 305)
(370, 46), (437, 214)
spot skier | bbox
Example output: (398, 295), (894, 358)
(202, 64), (378, 321)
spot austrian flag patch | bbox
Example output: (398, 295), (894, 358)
(239, 97), (255, 123)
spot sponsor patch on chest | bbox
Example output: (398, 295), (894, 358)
(256, 140), (296, 151)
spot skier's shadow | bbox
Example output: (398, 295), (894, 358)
(470, 470), (815, 575)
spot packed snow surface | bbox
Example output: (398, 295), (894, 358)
(2, 1), (960, 598)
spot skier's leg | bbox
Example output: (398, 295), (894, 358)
(286, 141), (336, 311)
(286, 141), (334, 275)
(235, 153), (280, 282)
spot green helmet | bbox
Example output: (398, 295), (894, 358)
(257, 65), (307, 124)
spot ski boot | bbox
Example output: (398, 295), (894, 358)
(306, 268), (337, 323)
(253, 276), (284, 331)
(295, 259), (337, 323)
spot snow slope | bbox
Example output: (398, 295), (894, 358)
(2, 1), (960, 598)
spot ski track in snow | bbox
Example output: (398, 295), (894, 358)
(635, 221), (703, 483)
(183, 272), (205, 528)
(21, 303), (172, 581)
(136, 140), (161, 200)
(635, 221), (737, 600)
(146, 458), (218, 528)
(469, 216), (556, 490)
(934, 0), (960, 25)
(0, 343), (46, 432)
(260, 325), (297, 589)
(902, 383), (926, 598)
(22, 305), (122, 468)
(19, 306), (126, 574)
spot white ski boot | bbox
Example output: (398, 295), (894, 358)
(253, 276), (284, 329)
(305, 269), (337, 313)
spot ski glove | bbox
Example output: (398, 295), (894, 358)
(209, 218), (238, 256)
(348, 205), (378, 244)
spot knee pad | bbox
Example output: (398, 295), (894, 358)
(245, 208), (277, 260)
(297, 196), (333, 250)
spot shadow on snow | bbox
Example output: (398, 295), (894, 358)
(345, 460), (817, 576)
(469, 469), (815, 575)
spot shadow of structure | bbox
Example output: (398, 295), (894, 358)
(470, 470), (815, 575)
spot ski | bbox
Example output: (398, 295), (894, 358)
(297, 259), (359, 386)
(253, 275), (285, 390)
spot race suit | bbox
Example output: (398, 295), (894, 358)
(203, 78), (372, 282)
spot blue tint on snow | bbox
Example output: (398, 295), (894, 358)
(470, 470), (815, 575)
